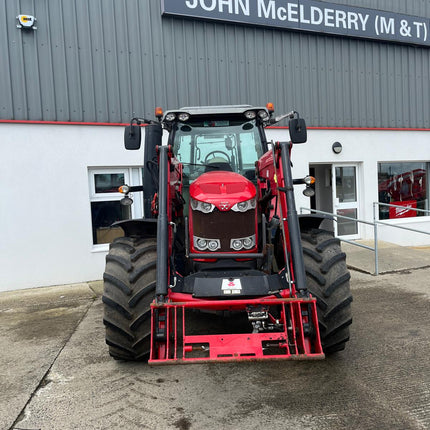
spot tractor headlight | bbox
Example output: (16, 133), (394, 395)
(178, 113), (190, 122)
(196, 238), (207, 249)
(208, 240), (221, 251)
(244, 110), (256, 119)
(303, 186), (315, 197)
(242, 237), (253, 248)
(165, 113), (176, 122)
(194, 236), (221, 251)
(232, 198), (256, 212)
(230, 235), (255, 251)
(190, 198), (215, 213)
(231, 239), (243, 251)
(258, 110), (269, 120)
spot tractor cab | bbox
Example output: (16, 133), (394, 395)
(164, 107), (268, 245)
(167, 108), (266, 182)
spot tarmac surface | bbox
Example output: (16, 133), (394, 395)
(1, 243), (429, 430)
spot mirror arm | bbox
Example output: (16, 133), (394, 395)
(269, 110), (297, 126)
(130, 117), (158, 127)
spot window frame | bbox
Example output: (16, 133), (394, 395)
(88, 167), (144, 250)
(89, 168), (129, 202)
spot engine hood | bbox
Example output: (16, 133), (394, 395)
(189, 171), (256, 211)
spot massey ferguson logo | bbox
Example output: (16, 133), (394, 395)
(219, 202), (231, 211)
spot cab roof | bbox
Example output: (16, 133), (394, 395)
(163, 105), (269, 119)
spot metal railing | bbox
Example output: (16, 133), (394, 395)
(300, 203), (430, 275)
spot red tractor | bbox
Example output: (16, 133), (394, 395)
(103, 104), (352, 364)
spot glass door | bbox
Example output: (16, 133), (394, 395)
(332, 164), (360, 239)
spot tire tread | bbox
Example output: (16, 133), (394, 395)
(301, 228), (352, 354)
(102, 237), (157, 361)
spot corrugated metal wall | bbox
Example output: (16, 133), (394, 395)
(1, 0), (429, 127)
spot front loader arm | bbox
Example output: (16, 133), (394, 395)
(276, 142), (309, 297)
(155, 145), (170, 303)
(257, 142), (309, 298)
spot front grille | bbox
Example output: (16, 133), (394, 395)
(192, 208), (256, 252)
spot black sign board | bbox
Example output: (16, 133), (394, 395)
(161, 0), (430, 47)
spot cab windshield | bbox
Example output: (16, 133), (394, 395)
(172, 119), (263, 182)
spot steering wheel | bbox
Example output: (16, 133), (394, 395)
(204, 150), (231, 164)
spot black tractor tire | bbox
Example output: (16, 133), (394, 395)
(102, 236), (157, 361)
(301, 228), (352, 353)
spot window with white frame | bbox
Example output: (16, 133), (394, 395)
(88, 168), (144, 245)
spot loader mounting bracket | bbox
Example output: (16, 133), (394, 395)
(148, 296), (324, 364)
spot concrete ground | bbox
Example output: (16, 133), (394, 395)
(342, 241), (430, 275)
(1, 246), (429, 430)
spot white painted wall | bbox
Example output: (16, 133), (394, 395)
(0, 123), (429, 291)
(0, 123), (145, 292)
(266, 128), (430, 245)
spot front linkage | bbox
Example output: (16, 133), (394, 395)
(149, 296), (323, 364)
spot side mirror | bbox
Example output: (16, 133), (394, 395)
(289, 118), (307, 144)
(124, 125), (142, 150)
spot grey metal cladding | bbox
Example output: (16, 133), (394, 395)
(0, 0), (429, 128)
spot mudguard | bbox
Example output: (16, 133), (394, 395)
(113, 218), (157, 238)
(298, 214), (332, 231)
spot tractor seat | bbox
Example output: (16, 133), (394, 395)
(204, 157), (233, 172)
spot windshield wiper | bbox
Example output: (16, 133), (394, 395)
(180, 162), (221, 169)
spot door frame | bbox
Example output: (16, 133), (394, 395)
(331, 163), (361, 240)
